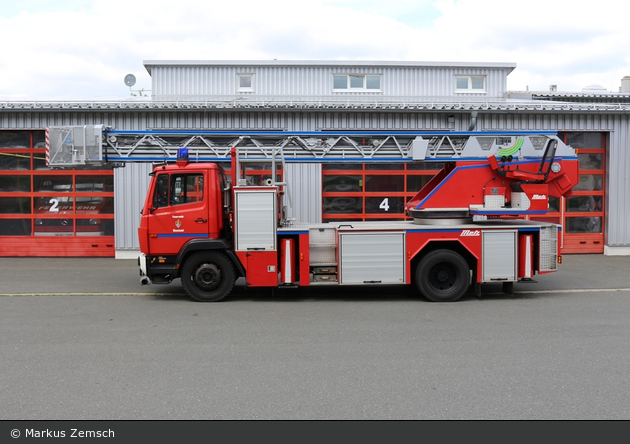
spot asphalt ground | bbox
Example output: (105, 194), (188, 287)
(2, 254), (630, 421)
(1, 253), (629, 298)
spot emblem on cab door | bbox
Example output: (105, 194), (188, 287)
(175, 220), (182, 229)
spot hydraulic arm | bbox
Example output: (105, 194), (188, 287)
(405, 133), (578, 219)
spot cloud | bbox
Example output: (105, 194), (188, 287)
(1, 0), (629, 98)
(423, 0), (630, 90)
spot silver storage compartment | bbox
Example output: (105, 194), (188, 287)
(482, 230), (517, 282)
(539, 226), (558, 272)
(309, 227), (337, 266)
(338, 232), (405, 285)
(234, 188), (277, 251)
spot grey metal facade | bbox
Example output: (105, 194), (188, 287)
(607, 116), (630, 248)
(145, 60), (514, 101)
(284, 163), (322, 224)
(114, 163), (152, 254)
(2, 60), (630, 255)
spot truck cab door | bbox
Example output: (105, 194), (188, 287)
(147, 172), (209, 255)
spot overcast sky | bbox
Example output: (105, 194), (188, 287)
(1, 0), (628, 100)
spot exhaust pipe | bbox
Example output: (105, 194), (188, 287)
(140, 276), (151, 285)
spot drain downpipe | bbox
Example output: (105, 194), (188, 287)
(468, 111), (478, 131)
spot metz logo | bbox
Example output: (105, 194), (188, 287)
(532, 194), (547, 200)
(460, 229), (481, 237)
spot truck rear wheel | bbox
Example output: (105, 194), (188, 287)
(415, 249), (470, 302)
(181, 251), (235, 302)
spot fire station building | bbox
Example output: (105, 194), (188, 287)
(1, 60), (629, 258)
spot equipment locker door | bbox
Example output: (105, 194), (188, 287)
(234, 188), (277, 251)
(338, 231), (405, 285)
(482, 230), (517, 282)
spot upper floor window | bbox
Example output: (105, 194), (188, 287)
(333, 74), (381, 92)
(237, 74), (254, 92)
(455, 75), (486, 93)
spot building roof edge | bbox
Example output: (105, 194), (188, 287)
(143, 60), (517, 75)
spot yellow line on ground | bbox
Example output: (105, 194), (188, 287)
(514, 288), (630, 294)
(1, 288), (629, 297)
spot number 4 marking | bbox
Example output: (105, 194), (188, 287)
(379, 198), (389, 212)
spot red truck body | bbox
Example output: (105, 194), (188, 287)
(137, 135), (579, 302)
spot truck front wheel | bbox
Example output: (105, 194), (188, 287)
(415, 249), (470, 302)
(181, 251), (235, 302)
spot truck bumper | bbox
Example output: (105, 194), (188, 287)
(138, 254), (152, 285)
(138, 253), (148, 277)
(138, 254), (178, 284)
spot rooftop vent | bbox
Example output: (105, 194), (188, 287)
(581, 84), (607, 93)
(549, 85), (557, 92)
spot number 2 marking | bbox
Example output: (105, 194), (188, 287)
(50, 198), (59, 212)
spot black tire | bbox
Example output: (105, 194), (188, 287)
(181, 251), (235, 302)
(415, 249), (470, 302)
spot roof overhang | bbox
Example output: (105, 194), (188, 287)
(143, 60), (517, 75)
(3, 99), (629, 113)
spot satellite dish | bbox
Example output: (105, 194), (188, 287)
(124, 74), (136, 87)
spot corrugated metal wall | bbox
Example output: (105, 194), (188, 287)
(284, 163), (322, 224)
(114, 163), (152, 256)
(607, 116), (630, 247)
(151, 65), (510, 100)
(301, 112), (455, 131)
(475, 113), (616, 132)
(2, 109), (629, 251)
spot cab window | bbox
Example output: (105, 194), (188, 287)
(153, 173), (204, 208)
(153, 174), (170, 208)
(170, 174), (204, 206)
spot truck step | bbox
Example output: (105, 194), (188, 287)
(312, 274), (338, 283)
(313, 266), (337, 274)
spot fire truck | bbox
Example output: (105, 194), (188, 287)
(46, 126), (579, 302)
(33, 181), (110, 237)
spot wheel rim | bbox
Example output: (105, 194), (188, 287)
(428, 262), (459, 293)
(193, 263), (222, 291)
